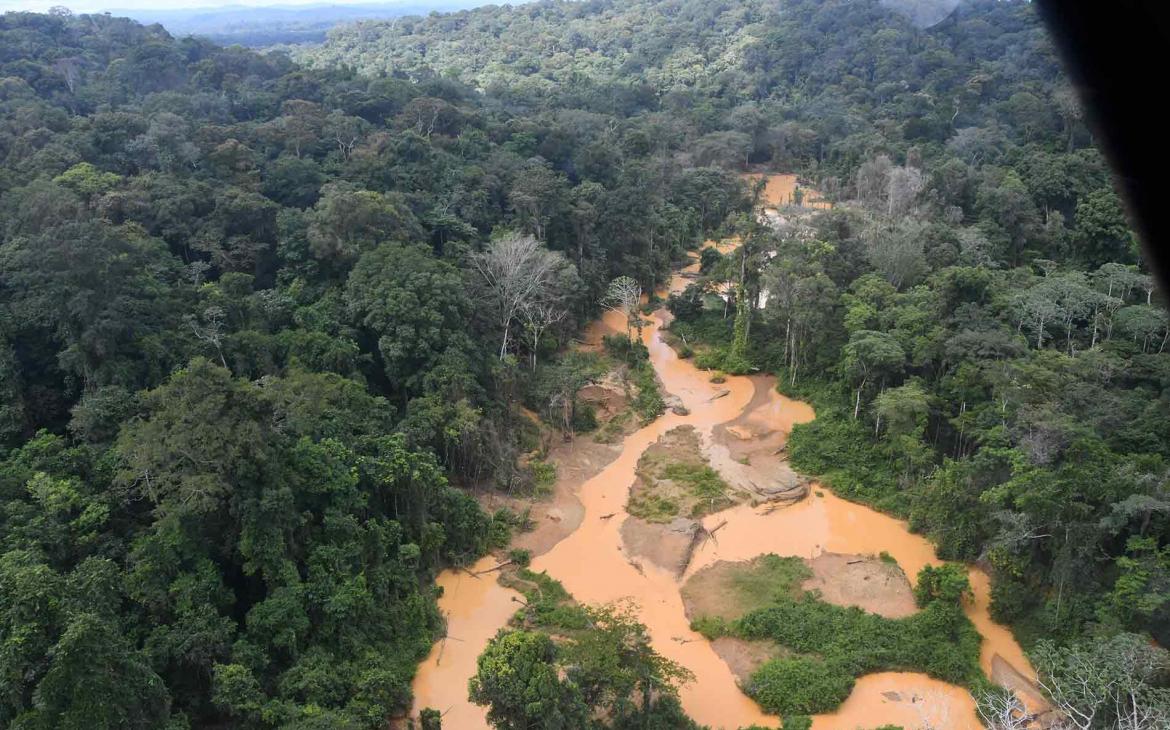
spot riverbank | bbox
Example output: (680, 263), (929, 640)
(409, 175), (1046, 729)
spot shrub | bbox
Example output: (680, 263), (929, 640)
(914, 563), (972, 608)
(747, 657), (854, 715)
(507, 548), (531, 567)
(572, 402), (598, 432)
(687, 554), (983, 716)
(529, 459), (557, 495)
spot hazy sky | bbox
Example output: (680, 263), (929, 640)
(0, 0), (438, 12)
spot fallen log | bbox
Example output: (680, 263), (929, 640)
(600, 512), (616, 520)
(474, 559), (515, 576)
(457, 565), (481, 580)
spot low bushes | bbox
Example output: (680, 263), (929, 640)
(690, 555), (983, 716)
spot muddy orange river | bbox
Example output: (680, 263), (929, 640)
(412, 206), (1038, 730)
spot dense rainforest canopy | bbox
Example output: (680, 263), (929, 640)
(1, 0), (1168, 728)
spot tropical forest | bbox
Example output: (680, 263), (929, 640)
(0, 1), (1166, 729)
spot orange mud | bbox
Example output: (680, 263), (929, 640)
(411, 182), (1042, 729)
(743, 172), (831, 210)
(410, 556), (521, 728)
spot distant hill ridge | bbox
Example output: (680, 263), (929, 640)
(108, 0), (499, 46)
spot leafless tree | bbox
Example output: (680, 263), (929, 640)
(958, 227), (996, 268)
(604, 276), (643, 340)
(1033, 633), (1170, 730)
(855, 154), (893, 205)
(977, 691), (1031, 730)
(472, 232), (571, 360)
(186, 305), (228, 370)
(863, 220), (927, 290)
(520, 299), (568, 369)
(887, 164), (926, 217)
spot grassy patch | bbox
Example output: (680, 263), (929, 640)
(626, 492), (681, 522)
(627, 426), (737, 522)
(505, 568), (591, 632)
(687, 554), (983, 716)
(721, 554), (811, 610)
(593, 409), (632, 444)
(529, 458), (556, 495)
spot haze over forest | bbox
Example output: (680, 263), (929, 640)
(0, 1), (1167, 729)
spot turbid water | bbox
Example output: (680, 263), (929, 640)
(411, 177), (1042, 729)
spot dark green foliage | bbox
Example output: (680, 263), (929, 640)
(418, 707), (443, 730)
(747, 658), (854, 716)
(914, 564), (973, 608)
(786, 391), (904, 514)
(667, 283), (706, 322)
(469, 630), (591, 730)
(477, 571), (700, 730)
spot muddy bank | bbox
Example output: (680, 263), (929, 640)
(707, 373), (813, 504)
(802, 552), (917, 619)
(620, 517), (703, 578)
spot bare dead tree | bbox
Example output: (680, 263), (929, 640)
(185, 305), (228, 369)
(886, 164), (925, 217)
(472, 232), (570, 360)
(520, 299), (568, 369)
(604, 275), (643, 340)
(977, 691), (1031, 730)
(1033, 633), (1170, 730)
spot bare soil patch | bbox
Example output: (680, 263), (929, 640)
(709, 637), (786, 684)
(626, 425), (747, 523)
(991, 655), (1053, 718)
(801, 552), (917, 619)
(620, 516), (703, 578)
(483, 433), (622, 558)
(707, 375), (810, 504)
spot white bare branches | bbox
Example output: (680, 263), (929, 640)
(472, 231), (572, 361)
(520, 299), (568, 369)
(603, 276), (643, 340)
(977, 691), (1030, 730)
(1033, 633), (1170, 730)
(185, 305), (228, 370)
(887, 164), (926, 217)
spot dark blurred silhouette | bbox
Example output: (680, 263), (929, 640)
(1037, 1), (1170, 295)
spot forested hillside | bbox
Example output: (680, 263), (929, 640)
(304, 0), (1170, 723)
(2, 0), (1168, 728)
(0, 7), (745, 729)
